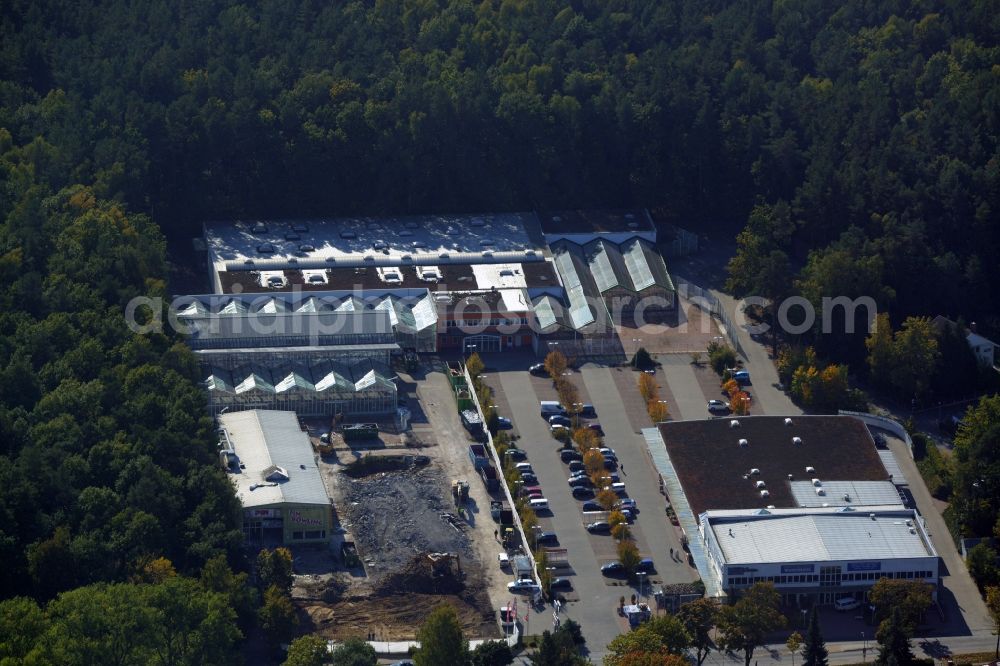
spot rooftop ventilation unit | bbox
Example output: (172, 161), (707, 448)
(730, 419), (741, 428)
(292, 223), (309, 233)
(806, 466), (816, 474)
(788, 474), (794, 480)
(766, 505), (776, 509)
(843, 494), (852, 502)
(470, 218), (486, 227)
(760, 490), (770, 498)
(339, 230), (357, 239)
(906, 519), (913, 527)
(812, 478), (822, 486)
(815, 487), (825, 496)
(404, 220), (420, 229)
(552, 215), (562, 222)
(326, 257), (336, 263)
(738, 438), (748, 447)
(479, 238), (494, 246)
(750, 468), (760, 475)
(257, 243), (275, 254)
(252, 222), (268, 234)
(401, 255), (413, 262)
(412, 240), (427, 248)
(373, 240), (388, 250)
(482, 251), (493, 258)
(399, 230), (413, 237)
(909, 527), (917, 534)
(792, 436), (803, 445)
(755, 481), (766, 489)
(439, 253), (449, 259)
(869, 513), (877, 520)
(785, 418), (793, 426)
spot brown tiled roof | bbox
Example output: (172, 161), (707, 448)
(657, 416), (888, 516)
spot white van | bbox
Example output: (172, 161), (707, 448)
(528, 498), (549, 511)
(834, 597), (861, 611)
(540, 401), (566, 417)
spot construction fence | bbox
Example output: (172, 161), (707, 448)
(461, 363), (540, 587)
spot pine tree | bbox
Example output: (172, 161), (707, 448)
(801, 607), (828, 666)
(875, 607), (913, 666)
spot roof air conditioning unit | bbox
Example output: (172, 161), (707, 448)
(760, 490), (770, 498)
(806, 466), (816, 474)
(815, 487), (825, 496)
(792, 437), (802, 445)
(755, 481), (766, 489)
(843, 494), (851, 502)
(812, 478), (821, 486)
(869, 513), (877, 520)
(730, 419), (740, 428)
(738, 438), (749, 447)
(785, 418), (793, 426)
(750, 468), (760, 475)
(787, 474), (793, 480)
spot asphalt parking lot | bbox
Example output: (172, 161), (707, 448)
(486, 354), (696, 659)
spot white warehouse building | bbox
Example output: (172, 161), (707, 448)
(700, 506), (938, 606)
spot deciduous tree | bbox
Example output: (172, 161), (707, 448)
(414, 604), (469, 666)
(717, 583), (786, 666)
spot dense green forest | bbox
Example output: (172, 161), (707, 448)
(1, 0), (999, 658)
(2, 0), (998, 331)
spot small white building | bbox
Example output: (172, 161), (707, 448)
(700, 506), (938, 605)
(932, 316), (998, 368)
(219, 410), (332, 546)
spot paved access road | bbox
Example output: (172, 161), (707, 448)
(580, 365), (693, 584)
(498, 369), (623, 657)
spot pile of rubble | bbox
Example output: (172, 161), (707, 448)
(342, 464), (476, 581)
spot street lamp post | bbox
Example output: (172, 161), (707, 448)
(862, 632), (867, 663)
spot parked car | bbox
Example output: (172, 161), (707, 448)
(549, 577), (572, 590)
(582, 500), (603, 512)
(524, 489), (544, 499)
(529, 363), (548, 377)
(707, 399), (730, 413)
(616, 498), (638, 512)
(603, 458), (618, 470)
(496, 416), (513, 430)
(548, 415), (573, 427)
(834, 597), (860, 611)
(505, 448), (528, 461)
(515, 462), (533, 473)
(528, 498), (549, 511)
(508, 579), (541, 594)
(599, 447), (617, 459)
(635, 558), (656, 574)
(550, 424), (569, 434)
(587, 423), (604, 434)
(520, 473), (538, 484)
(568, 476), (593, 488)
(560, 450), (582, 463)
(601, 561), (625, 575)
(568, 461), (586, 473)
(579, 404), (597, 418)
(536, 531), (558, 545)
(733, 370), (751, 384)
(587, 521), (611, 534)
(572, 487), (595, 500)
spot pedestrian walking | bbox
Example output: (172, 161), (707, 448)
(494, 529), (499, 541)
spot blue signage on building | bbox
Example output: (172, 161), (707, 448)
(781, 564), (815, 574)
(847, 561), (882, 572)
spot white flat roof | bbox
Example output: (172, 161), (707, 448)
(706, 508), (936, 565)
(206, 213), (543, 274)
(790, 480), (902, 508)
(220, 410), (329, 509)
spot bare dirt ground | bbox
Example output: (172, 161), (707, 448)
(289, 364), (508, 643)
